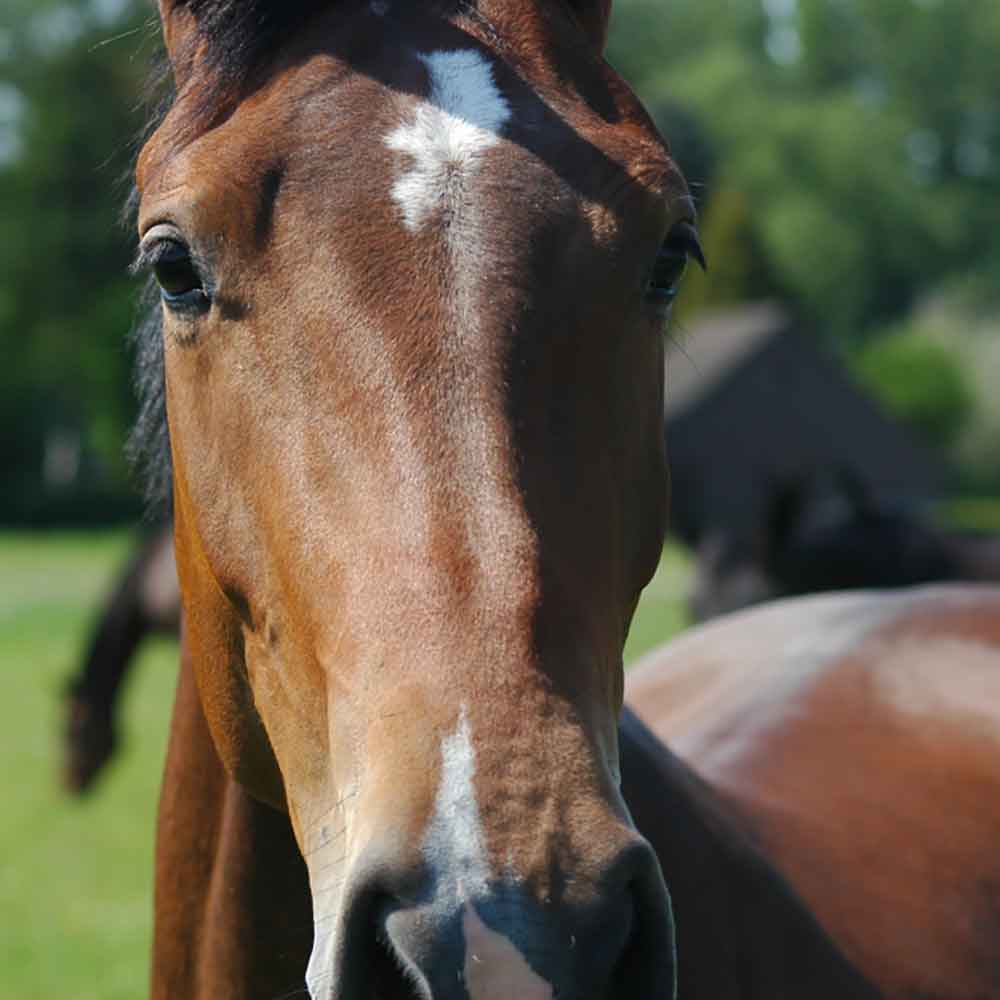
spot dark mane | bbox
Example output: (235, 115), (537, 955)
(126, 282), (171, 512)
(170, 2), (480, 102)
(168, 0), (321, 97)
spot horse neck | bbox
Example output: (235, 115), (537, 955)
(152, 645), (313, 1000)
(619, 709), (881, 999)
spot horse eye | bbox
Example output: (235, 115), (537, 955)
(147, 240), (209, 310)
(645, 221), (707, 307)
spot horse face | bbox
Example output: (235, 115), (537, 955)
(138, 2), (693, 996)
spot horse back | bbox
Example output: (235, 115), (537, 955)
(626, 584), (1000, 999)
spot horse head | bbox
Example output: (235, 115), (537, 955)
(137, 2), (697, 996)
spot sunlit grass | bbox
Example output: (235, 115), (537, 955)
(625, 542), (693, 663)
(0, 532), (690, 998)
(0, 532), (177, 1000)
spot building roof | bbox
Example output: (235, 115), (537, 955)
(661, 303), (950, 546)
(665, 302), (788, 416)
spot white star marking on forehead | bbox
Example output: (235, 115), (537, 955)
(386, 49), (512, 232)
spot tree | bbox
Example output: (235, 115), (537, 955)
(0, 0), (153, 520)
(608, 0), (1000, 343)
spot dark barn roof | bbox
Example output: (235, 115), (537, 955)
(664, 303), (950, 547)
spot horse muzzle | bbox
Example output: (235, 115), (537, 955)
(305, 832), (676, 1000)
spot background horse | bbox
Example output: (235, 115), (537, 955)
(626, 583), (1000, 999)
(63, 522), (178, 792)
(136, 1), (694, 997)
(690, 469), (1000, 620)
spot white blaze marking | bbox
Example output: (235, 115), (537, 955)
(386, 49), (511, 232)
(425, 712), (555, 1000)
(307, 708), (557, 999)
(425, 707), (491, 897)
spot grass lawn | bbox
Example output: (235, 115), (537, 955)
(0, 532), (691, 999)
(624, 543), (694, 663)
(0, 533), (178, 1000)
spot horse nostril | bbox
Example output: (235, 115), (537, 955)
(604, 841), (676, 998)
(310, 879), (424, 1000)
(609, 883), (643, 978)
(370, 927), (420, 999)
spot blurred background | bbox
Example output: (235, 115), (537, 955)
(1, 0), (999, 996)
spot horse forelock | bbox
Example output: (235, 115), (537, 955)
(166, 0), (483, 92)
(169, 0), (320, 80)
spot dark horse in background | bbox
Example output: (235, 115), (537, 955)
(69, 1), (1000, 997)
(689, 469), (1000, 620)
(63, 522), (178, 792)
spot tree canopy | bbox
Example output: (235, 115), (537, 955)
(609, 0), (1000, 341)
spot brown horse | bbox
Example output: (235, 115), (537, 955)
(627, 584), (1000, 999)
(135, 1), (698, 997)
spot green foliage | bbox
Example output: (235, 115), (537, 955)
(906, 292), (1000, 490)
(608, 0), (1000, 341)
(675, 185), (766, 322)
(936, 497), (1000, 534)
(0, 1), (152, 521)
(852, 327), (974, 450)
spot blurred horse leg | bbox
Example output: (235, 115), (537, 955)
(63, 524), (178, 792)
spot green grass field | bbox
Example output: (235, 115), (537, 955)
(0, 532), (691, 999)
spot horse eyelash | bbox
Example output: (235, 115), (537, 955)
(129, 243), (157, 276)
(130, 240), (180, 277)
(129, 239), (210, 279)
